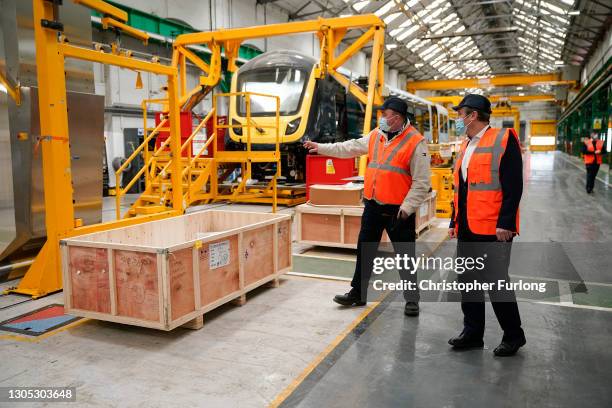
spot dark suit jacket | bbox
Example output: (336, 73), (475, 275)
(449, 131), (522, 233)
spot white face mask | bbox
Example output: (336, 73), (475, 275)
(379, 117), (391, 132)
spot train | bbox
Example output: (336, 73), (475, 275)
(227, 50), (454, 182)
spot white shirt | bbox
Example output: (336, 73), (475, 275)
(461, 125), (490, 181)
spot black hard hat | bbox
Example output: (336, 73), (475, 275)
(452, 94), (492, 114)
(379, 97), (408, 116)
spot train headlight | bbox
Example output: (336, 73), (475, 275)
(285, 118), (301, 135)
(232, 119), (243, 136)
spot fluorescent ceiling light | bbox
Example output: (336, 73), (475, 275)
(386, 44), (398, 50)
(568, 10), (580, 15)
(554, 60), (565, 65)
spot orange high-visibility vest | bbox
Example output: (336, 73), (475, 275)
(584, 139), (604, 164)
(363, 125), (424, 205)
(453, 127), (520, 235)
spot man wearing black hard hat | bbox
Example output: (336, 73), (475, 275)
(304, 96), (431, 317)
(447, 94), (526, 357)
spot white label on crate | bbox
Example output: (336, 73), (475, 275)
(419, 202), (429, 218)
(210, 240), (230, 269)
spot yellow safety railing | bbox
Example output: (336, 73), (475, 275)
(213, 91), (281, 211)
(115, 92), (282, 217)
(114, 104), (215, 218)
(156, 110), (214, 180)
(141, 98), (168, 181)
(115, 117), (167, 219)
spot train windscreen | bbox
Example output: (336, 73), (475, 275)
(237, 67), (307, 116)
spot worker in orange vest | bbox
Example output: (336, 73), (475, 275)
(582, 132), (606, 194)
(304, 97), (431, 317)
(447, 94), (526, 357)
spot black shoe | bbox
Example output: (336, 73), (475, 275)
(493, 336), (526, 357)
(333, 290), (366, 306)
(448, 331), (484, 349)
(404, 302), (419, 316)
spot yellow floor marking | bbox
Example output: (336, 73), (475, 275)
(270, 236), (448, 406)
(268, 292), (386, 408)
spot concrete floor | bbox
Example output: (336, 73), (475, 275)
(280, 299), (612, 408)
(0, 151), (611, 407)
(0, 276), (366, 408)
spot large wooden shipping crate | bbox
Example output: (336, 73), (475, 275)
(61, 210), (292, 330)
(296, 191), (437, 249)
(295, 205), (390, 249)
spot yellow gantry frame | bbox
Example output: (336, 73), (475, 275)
(12, 0), (385, 298)
(492, 107), (521, 132)
(427, 94), (556, 105)
(8, 0), (183, 298)
(407, 73), (576, 92)
(172, 15), (386, 175)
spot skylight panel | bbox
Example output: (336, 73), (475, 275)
(390, 27), (406, 37)
(541, 1), (566, 15)
(443, 13), (458, 23)
(374, 1), (395, 17)
(353, 1), (370, 12)
(405, 38), (421, 48)
(384, 12), (402, 24)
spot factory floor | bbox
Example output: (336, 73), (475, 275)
(0, 151), (611, 407)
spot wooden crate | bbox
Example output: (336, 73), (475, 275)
(296, 192), (437, 249)
(416, 191), (437, 234)
(61, 210), (292, 331)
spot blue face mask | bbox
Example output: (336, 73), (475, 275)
(379, 117), (391, 132)
(455, 117), (466, 135)
(455, 116), (473, 135)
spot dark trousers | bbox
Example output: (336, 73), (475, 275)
(586, 163), (600, 193)
(352, 199), (418, 303)
(457, 226), (524, 341)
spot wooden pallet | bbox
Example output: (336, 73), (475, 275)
(61, 210), (292, 331)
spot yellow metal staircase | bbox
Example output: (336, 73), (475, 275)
(114, 91), (283, 219)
